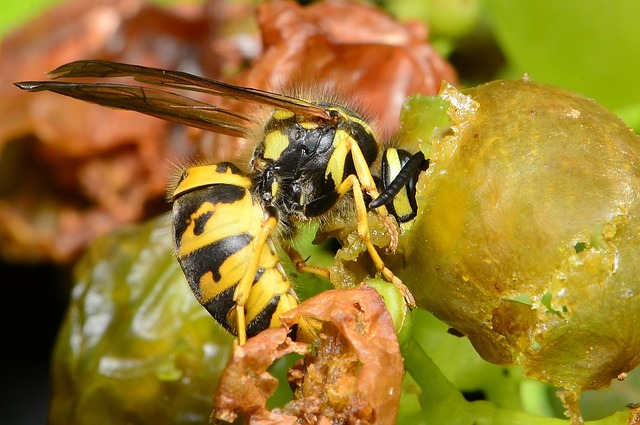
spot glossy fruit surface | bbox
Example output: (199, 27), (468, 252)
(395, 80), (640, 392)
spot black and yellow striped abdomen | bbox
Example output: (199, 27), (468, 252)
(171, 162), (298, 338)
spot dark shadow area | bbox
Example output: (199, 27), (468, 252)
(0, 262), (69, 425)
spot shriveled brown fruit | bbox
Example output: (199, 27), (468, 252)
(213, 287), (403, 425)
(0, 0), (229, 263)
(246, 0), (456, 134)
(204, 0), (458, 158)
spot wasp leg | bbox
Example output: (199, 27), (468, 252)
(346, 139), (399, 253)
(336, 174), (416, 308)
(233, 214), (278, 345)
(285, 246), (331, 279)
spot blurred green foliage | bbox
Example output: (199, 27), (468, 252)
(484, 0), (640, 126)
(0, 0), (62, 37)
(386, 0), (640, 132)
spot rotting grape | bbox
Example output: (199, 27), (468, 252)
(393, 79), (640, 394)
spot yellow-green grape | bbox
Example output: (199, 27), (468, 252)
(365, 278), (413, 349)
(394, 80), (640, 393)
(49, 216), (233, 425)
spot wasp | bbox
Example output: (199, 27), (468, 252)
(15, 59), (428, 344)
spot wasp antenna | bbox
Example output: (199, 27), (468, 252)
(370, 151), (428, 210)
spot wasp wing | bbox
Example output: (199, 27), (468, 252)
(42, 59), (330, 120)
(15, 80), (254, 137)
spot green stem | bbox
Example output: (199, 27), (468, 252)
(402, 337), (463, 408)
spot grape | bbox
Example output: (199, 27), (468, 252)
(397, 80), (640, 392)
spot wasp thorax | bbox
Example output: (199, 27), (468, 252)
(251, 104), (379, 229)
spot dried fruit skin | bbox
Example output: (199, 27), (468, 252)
(281, 287), (404, 425)
(213, 287), (403, 425)
(396, 80), (640, 392)
(250, 0), (457, 134)
(0, 0), (222, 263)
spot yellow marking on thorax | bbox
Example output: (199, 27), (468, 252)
(272, 109), (295, 120)
(328, 105), (374, 134)
(350, 115), (373, 134)
(262, 130), (290, 161)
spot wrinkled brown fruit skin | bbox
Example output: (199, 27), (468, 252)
(0, 0), (223, 263)
(213, 287), (403, 425)
(395, 80), (640, 392)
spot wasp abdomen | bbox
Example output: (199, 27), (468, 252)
(172, 163), (298, 338)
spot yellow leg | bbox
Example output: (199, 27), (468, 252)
(285, 246), (331, 279)
(233, 215), (278, 345)
(337, 175), (416, 308)
(346, 140), (399, 253)
(235, 305), (246, 346)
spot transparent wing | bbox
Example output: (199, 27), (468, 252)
(15, 59), (331, 137)
(15, 80), (253, 137)
(50, 60), (329, 117)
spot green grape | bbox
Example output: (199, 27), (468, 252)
(394, 80), (640, 393)
(49, 217), (233, 425)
